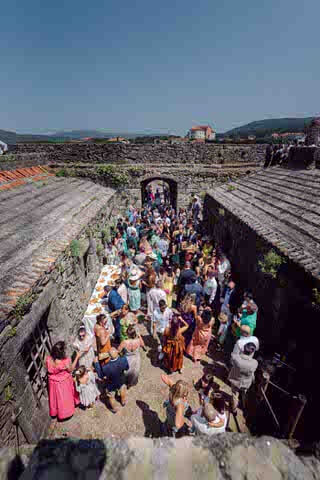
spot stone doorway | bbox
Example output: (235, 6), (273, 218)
(140, 177), (178, 210)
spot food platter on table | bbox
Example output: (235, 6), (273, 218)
(89, 297), (99, 304)
(92, 306), (102, 314)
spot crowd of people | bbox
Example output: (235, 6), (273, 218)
(46, 184), (260, 437)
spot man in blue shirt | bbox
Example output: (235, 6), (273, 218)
(104, 282), (125, 313)
(95, 348), (129, 413)
(103, 281), (125, 342)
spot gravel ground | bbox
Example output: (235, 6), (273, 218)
(48, 317), (248, 440)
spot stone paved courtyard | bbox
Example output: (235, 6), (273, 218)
(47, 318), (248, 440)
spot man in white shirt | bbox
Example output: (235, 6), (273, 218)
(217, 254), (231, 287)
(127, 224), (137, 237)
(157, 235), (169, 258)
(233, 325), (259, 355)
(152, 299), (173, 360)
(148, 280), (167, 318)
(203, 268), (218, 307)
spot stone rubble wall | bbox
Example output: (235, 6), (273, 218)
(0, 191), (129, 447)
(0, 435), (319, 480)
(0, 153), (49, 172)
(51, 163), (259, 209)
(13, 142), (266, 165)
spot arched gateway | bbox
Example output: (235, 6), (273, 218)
(141, 177), (178, 210)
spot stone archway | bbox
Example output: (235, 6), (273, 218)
(140, 177), (178, 210)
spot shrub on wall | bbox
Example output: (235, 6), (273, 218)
(14, 293), (36, 321)
(70, 240), (80, 258)
(259, 249), (285, 279)
(312, 288), (320, 306)
(96, 165), (129, 188)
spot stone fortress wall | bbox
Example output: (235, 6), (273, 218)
(7, 143), (263, 208)
(12, 142), (266, 165)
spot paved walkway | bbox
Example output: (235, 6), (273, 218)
(48, 318), (248, 439)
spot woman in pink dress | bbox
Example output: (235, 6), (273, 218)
(46, 341), (81, 420)
(186, 308), (215, 362)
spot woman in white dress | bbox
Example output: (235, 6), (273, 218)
(73, 326), (95, 369)
(118, 325), (145, 387)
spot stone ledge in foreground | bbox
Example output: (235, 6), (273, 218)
(1, 434), (320, 480)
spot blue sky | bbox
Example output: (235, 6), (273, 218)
(1, 0), (319, 134)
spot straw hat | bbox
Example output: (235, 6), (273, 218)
(146, 251), (157, 261)
(129, 268), (141, 281)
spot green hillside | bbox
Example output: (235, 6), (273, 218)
(225, 117), (313, 138)
(0, 130), (17, 144)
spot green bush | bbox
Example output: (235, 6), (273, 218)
(14, 293), (36, 321)
(70, 239), (80, 258)
(55, 169), (67, 177)
(96, 165), (129, 188)
(7, 327), (17, 337)
(227, 185), (236, 191)
(4, 384), (13, 402)
(96, 242), (104, 256)
(259, 249), (285, 279)
(312, 288), (320, 306)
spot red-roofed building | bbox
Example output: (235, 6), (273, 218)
(188, 125), (216, 141)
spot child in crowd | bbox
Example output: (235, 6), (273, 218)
(74, 366), (100, 409)
(194, 372), (215, 405)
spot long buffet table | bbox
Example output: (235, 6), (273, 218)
(82, 264), (121, 336)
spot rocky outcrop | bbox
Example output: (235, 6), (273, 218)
(0, 435), (319, 480)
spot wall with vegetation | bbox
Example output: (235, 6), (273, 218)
(0, 191), (130, 447)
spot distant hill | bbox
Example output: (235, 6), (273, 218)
(49, 130), (165, 140)
(0, 128), (166, 144)
(0, 129), (17, 144)
(225, 117), (313, 138)
(0, 129), (61, 145)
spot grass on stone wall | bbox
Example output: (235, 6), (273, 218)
(14, 292), (36, 321)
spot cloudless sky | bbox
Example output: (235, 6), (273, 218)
(1, 0), (320, 134)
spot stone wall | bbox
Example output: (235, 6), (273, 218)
(13, 142), (266, 165)
(50, 163), (259, 209)
(287, 146), (320, 169)
(0, 191), (129, 447)
(203, 192), (319, 348)
(203, 192), (320, 440)
(0, 153), (50, 172)
(0, 435), (319, 480)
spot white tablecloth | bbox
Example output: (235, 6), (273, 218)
(82, 265), (121, 336)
